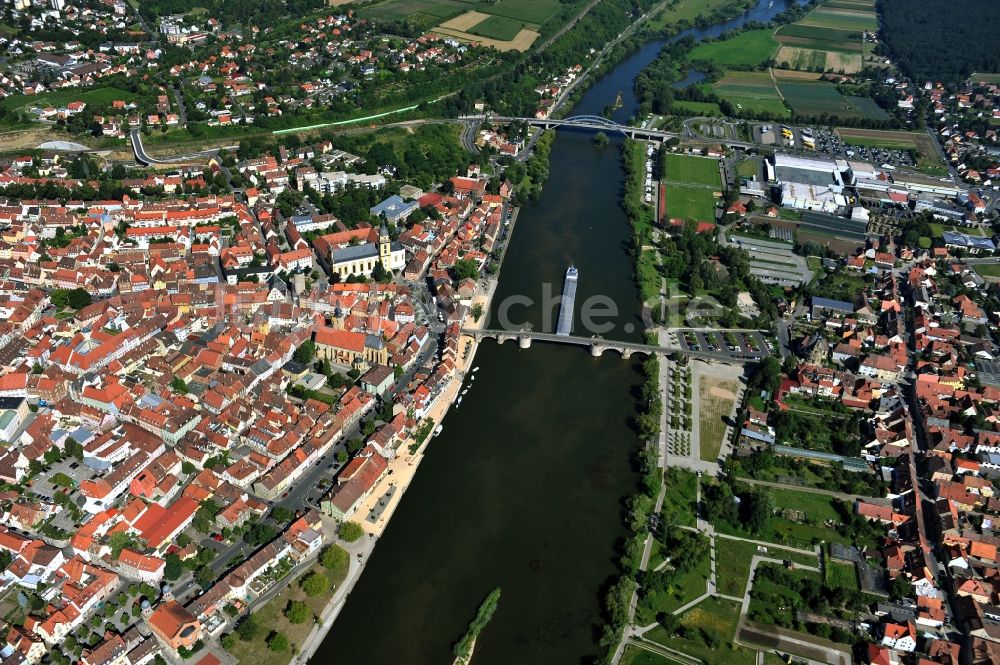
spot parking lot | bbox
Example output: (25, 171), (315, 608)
(753, 123), (918, 170)
(810, 127), (916, 169)
(675, 329), (774, 360)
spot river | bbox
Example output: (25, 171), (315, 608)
(316, 1), (798, 663)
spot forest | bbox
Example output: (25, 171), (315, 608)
(878, 0), (1000, 84)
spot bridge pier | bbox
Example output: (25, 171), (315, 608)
(622, 348), (633, 360)
(591, 343), (604, 357)
(518, 335), (532, 350)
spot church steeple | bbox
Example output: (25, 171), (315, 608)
(378, 224), (391, 267)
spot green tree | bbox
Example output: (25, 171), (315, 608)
(337, 521), (363, 543)
(284, 600), (309, 624)
(236, 614), (258, 641)
(293, 339), (316, 364)
(163, 553), (183, 581)
(170, 377), (189, 394)
(266, 632), (288, 652)
(67, 288), (92, 309)
(271, 506), (294, 523)
(194, 566), (215, 589)
(299, 571), (329, 597)
(452, 258), (479, 282)
(319, 545), (349, 573)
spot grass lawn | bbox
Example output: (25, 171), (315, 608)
(762, 485), (853, 546)
(748, 563), (824, 627)
(689, 29), (780, 67)
(736, 158), (759, 178)
(636, 553), (711, 624)
(620, 645), (679, 665)
(1, 85), (139, 113)
(698, 376), (740, 462)
(975, 263), (1000, 278)
(226, 553), (349, 665)
(715, 538), (758, 597)
(645, 597), (756, 665)
(664, 153), (721, 186)
(826, 561), (859, 591)
(661, 466), (698, 527)
(468, 14), (529, 40)
(672, 100), (723, 116)
(811, 269), (868, 301)
(928, 222), (986, 238)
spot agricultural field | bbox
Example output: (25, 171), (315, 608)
(712, 71), (790, 117)
(835, 128), (944, 172)
(772, 0), (876, 73)
(972, 72), (1000, 84)
(688, 29), (780, 67)
(466, 15), (526, 41)
(361, 0), (572, 46)
(776, 77), (887, 120)
(799, 5), (877, 32)
(479, 0), (565, 24)
(1, 85), (139, 113)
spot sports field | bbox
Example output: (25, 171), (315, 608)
(688, 29), (779, 67)
(712, 71), (789, 117)
(972, 73), (1000, 84)
(662, 154), (720, 223)
(664, 153), (720, 186)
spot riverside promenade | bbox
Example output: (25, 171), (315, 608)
(287, 209), (517, 663)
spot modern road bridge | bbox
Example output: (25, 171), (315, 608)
(462, 328), (765, 364)
(461, 114), (756, 148)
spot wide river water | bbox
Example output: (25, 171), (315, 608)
(319, 1), (799, 662)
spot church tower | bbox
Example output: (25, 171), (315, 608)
(378, 224), (391, 268)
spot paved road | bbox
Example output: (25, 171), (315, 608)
(130, 128), (232, 165)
